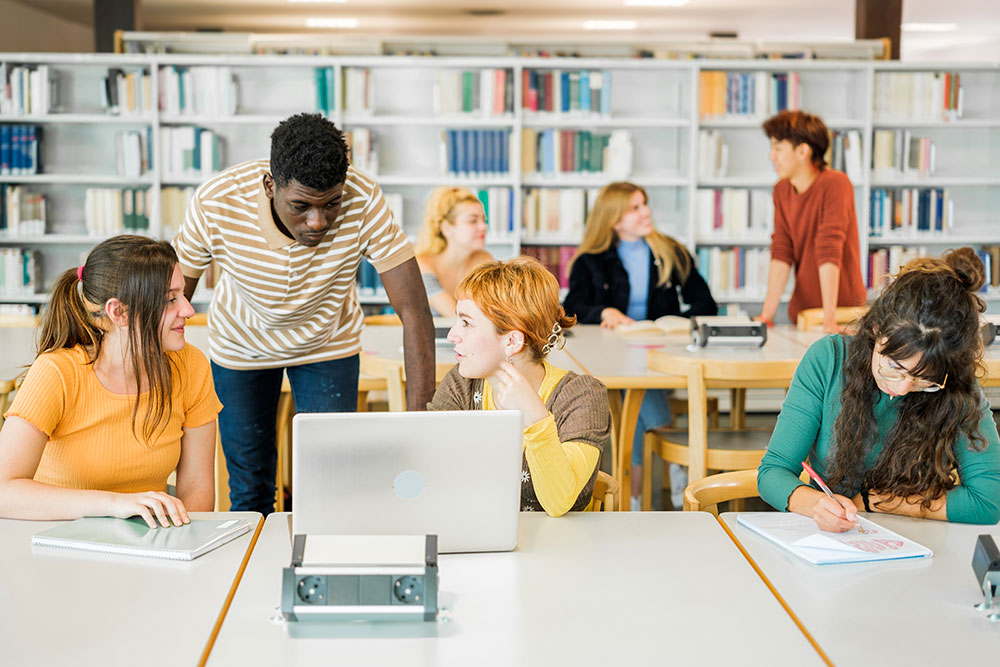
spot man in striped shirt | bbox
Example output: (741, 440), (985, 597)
(174, 113), (434, 514)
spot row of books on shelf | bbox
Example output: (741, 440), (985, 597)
(161, 185), (195, 239)
(160, 127), (224, 179)
(867, 245), (1000, 291)
(158, 66), (238, 117)
(698, 71), (799, 119)
(345, 128), (377, 175)
(825, 129), (863, 182)
(342, 68), (373, 114)
(114, 129), (152, 178)
(696, 188), (774, 240)
(0, 64), (55, 116)
(695, 246), (770, 299)
(84, 188), (150, 236)
(313, 66), (337, 116)
(0, 125), (41, 175)
(873, 71), (963, 121)
(521, 187), (597, 240)
(102, 68), (152, 116)
(476, 187), (515, 240)
(0, 185), (45, 236)
(521, 70), (611, 117)
(0, 248), (40, 296)
(520, 128), (632, 178)
(441, 129), (511, 177)
(520, 244), (575, 289)
(868, 187), (952, 237)
(433, 69), (514, 117)
(356, 258), (384, 296)
(872, 130), (935, 179)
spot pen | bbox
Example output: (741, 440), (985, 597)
(801, 461), (858, 528)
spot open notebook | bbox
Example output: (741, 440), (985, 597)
(31, 517), (252, 561)
(616, 315), (691, 337)
(737, 512), (933, 565)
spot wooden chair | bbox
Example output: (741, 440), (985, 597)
(186, 312), (208, 326)
(591, 471), (620, 512)
(682, 469), (759, 516)
(641, 352), (799, 511)
(796, 306), (868, 331)
(363, 313), (402, 326)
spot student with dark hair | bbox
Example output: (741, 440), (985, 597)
(757, 110), (865, 332)
(758, 248), (1000, 531)
(173, 113), (435, 514)
(0, 236), (221, 528)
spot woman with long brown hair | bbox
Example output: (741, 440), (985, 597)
(0, 236), (221, 528)
(564, 182), (717, 510)
(430, 257), (610, 517)
(758, 247), (1000, 530)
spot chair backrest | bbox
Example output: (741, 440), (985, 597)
(591, 470), (620, 512)
(187, 312), (208, 326)
(683, 469), (759, 516)
(364, 313), (402, 326)
(796, 306), (868, 331)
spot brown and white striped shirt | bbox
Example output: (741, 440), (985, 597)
(173, 159), (413, 370)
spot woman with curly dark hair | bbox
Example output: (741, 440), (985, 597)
(758, 247), (1000, 531)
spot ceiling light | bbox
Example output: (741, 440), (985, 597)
(305, 17), (359, 28)
(901, 23), (958, 32)
(583, 20), (638, 30)
(623, 0), (689, 6)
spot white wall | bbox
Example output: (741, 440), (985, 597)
(0, 0), (93, 53)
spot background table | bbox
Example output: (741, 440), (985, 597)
(722, 512), (1000, 664)
(207, 511), (825, 666)
(0, 511), (261, 667)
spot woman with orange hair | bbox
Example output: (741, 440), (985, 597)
(415, 186), (494, 316)
(429, 257), (610, 517)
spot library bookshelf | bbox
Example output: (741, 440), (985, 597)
(2, 53), (999, 315)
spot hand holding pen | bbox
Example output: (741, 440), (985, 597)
(801, 461), (859, 533)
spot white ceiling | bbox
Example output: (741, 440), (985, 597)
(15, 0), (1000, 60)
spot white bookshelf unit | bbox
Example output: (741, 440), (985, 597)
(2, 53), (999, 313)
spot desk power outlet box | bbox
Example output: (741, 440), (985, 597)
(280, 534), (438, 622)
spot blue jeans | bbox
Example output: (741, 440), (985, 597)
(632, 389), (673, 466)
(212, 355), (360, 514)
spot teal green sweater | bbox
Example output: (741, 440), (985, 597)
(758, 335), (1000, 524)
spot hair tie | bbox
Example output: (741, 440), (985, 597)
(77, 265), (84, 282)
(541, 322), (565, 356)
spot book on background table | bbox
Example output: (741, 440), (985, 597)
(31, 516), (252, 561)
(736, 512), (933, 565)
(617, 315), (691, 337)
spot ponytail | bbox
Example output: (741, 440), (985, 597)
(37, 267), (104, 360)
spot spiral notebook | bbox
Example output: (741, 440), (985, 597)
(31, 517), (252, 561)
(736, 512), (933, 565)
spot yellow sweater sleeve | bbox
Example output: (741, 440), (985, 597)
(523, 414), (601, 517)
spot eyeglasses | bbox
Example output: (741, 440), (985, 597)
(876, 355), (948, 393)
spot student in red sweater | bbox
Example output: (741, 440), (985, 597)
(757, 111), (865, 332)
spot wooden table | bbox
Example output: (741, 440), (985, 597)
(0, 512), (262, 667)
(722, 512), (1000, 665)
(206, 511), (825, 666)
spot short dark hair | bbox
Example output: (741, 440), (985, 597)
(270, 113), (349, 190)
(762, 110), (829, 169)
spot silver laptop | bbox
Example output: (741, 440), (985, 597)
(292, 411), (523, 553)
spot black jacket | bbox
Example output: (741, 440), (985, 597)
(563, 246), (718, 324)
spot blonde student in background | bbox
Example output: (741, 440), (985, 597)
(429, 258), (610, 517)
(563, 182), (717, 511)
(757, 110), (866, 332)
(415, 186), (494, 317)
(0, 236), (221, 529)
(758, 248), (1000, 531)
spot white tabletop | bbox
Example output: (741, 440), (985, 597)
(0, 511), (261, 667)
(207, 511), (823, 666)
(722, 512), (1000, 664)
